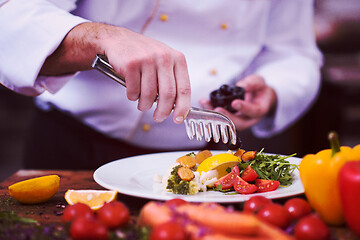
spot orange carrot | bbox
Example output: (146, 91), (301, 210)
(138, 201), (294, 240)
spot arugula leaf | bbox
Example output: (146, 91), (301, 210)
(238, 149), (298, 186)
(214, 184), (232, 192)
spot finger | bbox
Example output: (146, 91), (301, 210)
(153, 54), (176, 122)
(214, 107), (260, 131)
(137, 63), (157, 111)
(233, 116), (261, 131)
(213, 107), (259, 131)
(236, 75), (265, 92)
(231, 99), (265, 118)
(199, 98), (214, 110)
(172, 52), (191, 124)
(123, 62), (141, 101)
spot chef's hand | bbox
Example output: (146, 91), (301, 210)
(199, 75), (277, 131)
(40, 22), (191, 124)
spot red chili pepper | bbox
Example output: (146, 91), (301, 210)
(339, 160), (360, 237)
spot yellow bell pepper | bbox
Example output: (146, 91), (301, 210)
(299, 132), (360, 226)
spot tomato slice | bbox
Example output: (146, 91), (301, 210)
(240, 165), (258, 182)
(255, 179), (280, 193)
(214, 165), (240, 190)
(233, 176), (257, 194)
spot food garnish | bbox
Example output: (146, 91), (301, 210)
(64, 189), (117, 210)
(161, 149), (298, 195)
(8, 175), (60, 204)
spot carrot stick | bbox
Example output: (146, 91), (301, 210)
(176, 203), (259, 236)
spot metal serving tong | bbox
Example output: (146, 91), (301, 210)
(92, 54), (237, 145)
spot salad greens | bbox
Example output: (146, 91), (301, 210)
(238, 149), (298, 185)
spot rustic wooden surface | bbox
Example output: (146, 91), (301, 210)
(0, 170), (359, 239)
(0, 170), (149, 224)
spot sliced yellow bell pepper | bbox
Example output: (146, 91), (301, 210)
(299, 132), (360, 226)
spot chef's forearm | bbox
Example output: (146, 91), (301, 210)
(39, 22), (105, 76)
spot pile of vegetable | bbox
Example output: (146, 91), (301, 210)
(61, 201), (149, 240)
(214, 149), (298, 194)
(139, 196), (332, 240)
(300, 132), (360, 236)
(165, 148), (298, 195)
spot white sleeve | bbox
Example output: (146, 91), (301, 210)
(250, 0), (323, 137)
(0, 0), (89, 96)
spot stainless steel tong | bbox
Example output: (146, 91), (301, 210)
(92, 54), (237, 145)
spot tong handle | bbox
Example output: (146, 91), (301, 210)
(92, 54), (126, 87)
(92, 54), (162, 102)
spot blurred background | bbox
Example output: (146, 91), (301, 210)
(1, 0), (360, 181)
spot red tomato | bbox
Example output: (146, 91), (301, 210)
(214, 166), (240, 190)
(97, 201), (130, 229)
(233, 176), (257, 194)
(150, 221), (187, 240)
(339, 160), (360, 237)
(70, 216), (108, 240)
(255, 179), (280, 193)
(294, 214), (330, 240)
(231, 165), (240, 175)
(240, 165), (258, 182)
(243, 196), (271, 213)
(284, 198), (312, 221)
(62, 203), (94, 223)
(164, 198), (188, 207)
(257, 203), (291, 229)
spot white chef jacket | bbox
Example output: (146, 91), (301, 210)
(0, 0), (322, 150)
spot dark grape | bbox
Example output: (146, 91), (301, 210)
(210, 84), (245, 113)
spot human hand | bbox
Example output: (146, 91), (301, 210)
(199, 75), (277, 131)
(101, 25), (191, 124)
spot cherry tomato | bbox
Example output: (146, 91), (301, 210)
(62, 203), (94, 223)
(150, 221), (187, 240)
(214, 166), (240, 190)
(284, 198), (312, 221)
(240, 165), (258, 182)
(255, 179), (280, 193)
(294, 214), (330, 240)
(233, 176), (257, 194)
(243, 196), (271, 213)
(257, 203), (291, 229)
(97, 201), (130, 229)
(164, 198), (188, 207)
(70, 216), (108, 240)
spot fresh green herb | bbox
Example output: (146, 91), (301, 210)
(214, 184), (231, 192)
(0, 211), (68, 240)
(166, 165), (197, 195)
(186, 152), (196, 158)
(0, 211), (38, 224)
(239, 149), (298, 186)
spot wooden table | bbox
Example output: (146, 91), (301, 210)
(0, 170), (359, 239)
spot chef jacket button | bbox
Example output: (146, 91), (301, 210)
(210, 69), (217, 75)
(142, 123), (151, 132)
(221, 23), (228, 29)
(160, 13), (168, 22)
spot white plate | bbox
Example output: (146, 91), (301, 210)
(93, 151), (304, 203)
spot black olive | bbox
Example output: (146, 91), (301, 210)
(226, 136), (242, 151)
(210, 85), (245, 113)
